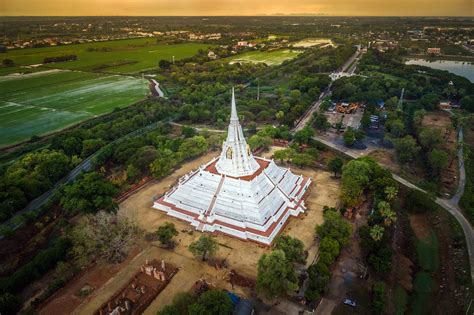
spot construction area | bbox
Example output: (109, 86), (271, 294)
(325, 102), (364, 130)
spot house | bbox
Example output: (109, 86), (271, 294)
(207, 51), (217, 60)
(427, 48), (441, 55)
(439, 101), (452, 109)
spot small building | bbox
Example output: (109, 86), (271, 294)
(208, 51), (217, 60)
(427, 48), (441, 55)
(439, 100), (452, 109)
(237, 41), (248, 47)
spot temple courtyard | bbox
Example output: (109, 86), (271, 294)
(40, 149), (340, 315)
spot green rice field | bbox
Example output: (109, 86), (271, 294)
(228, 49), (302, 66)
(3, 38), (211, 73)
(0, 70), (148, 147)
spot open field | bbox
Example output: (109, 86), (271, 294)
(291, 38), (336, 48)
(38, 149), (340, 314)
(228, 49), (302, 66)
(2, 38), (211, 73)
(0, 70), (147, 147)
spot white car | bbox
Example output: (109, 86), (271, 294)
(343, 299), (356, 307)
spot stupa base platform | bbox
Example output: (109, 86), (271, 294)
(153, 195), (308, 245)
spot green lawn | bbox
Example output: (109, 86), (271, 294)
(2, 39), (211, 73)
(0, 70), (148, 147)
(228, 49), (302, 66)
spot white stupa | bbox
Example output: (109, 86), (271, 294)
(153, 88), (311, 245)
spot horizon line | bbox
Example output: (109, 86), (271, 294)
(1, 14), (474, 18)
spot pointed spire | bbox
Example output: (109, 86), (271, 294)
(215, 87), (259, 177)
(230, 87), (238, 122)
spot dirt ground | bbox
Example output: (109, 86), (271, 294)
(421, 111), (458, 195)
(42, 149), (340, 315)
(409, 214), (432, 239)
(367, 149), (400, 174)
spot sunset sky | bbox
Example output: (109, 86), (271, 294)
(1, 0), (473, 16)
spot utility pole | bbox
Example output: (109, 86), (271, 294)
(172, 55), (175, 64)
(398, 88), (405, 110)
(257, 83), (260, 101)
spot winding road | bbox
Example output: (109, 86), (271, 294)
(310, 117), (474, 284)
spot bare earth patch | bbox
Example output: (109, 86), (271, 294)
(409, 214), (432, 239)
(421, 111), (458, 195)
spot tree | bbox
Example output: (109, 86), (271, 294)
(150, 149), (177, 179)
(256, 250), (298, 298)
(384, 186), (398, 201)
(319, 237), (340, 260)
(129, 146), (159, 173)
(60, 172), (118, 214)
(327, 156), (343, 177)
(178, 136), (208, 160)
(294, 126), (314, 144)
(389, 119), (405, 138)
(181, 126), (197, 138)
(428, 149), (449, 175)
(420, 93), (440, 110)
(81, 138), (105, 157)
(275, 110), (285, 121)
(370, 225), (385, 241)
(159, 59), (172, 69)
(68, 212), (141, 266)
(2, 58), (14, 67)
(189, 235), (218, 261)
(316, 210), (352, 247)
(378, 201), (397, 226)
(393, 135), (420, 162)
(343, 128), (356, 146)
(274, 235), (305, 264)
(314, 113), (330, 131)
(156, 222), (178, 247)
(0, 293), (20, 315)
(189, 290), (233, 315)
(372, 281), (386, 314)
(418, 128), (442, 150)
(340, 159), (374, 206)
(292, 153), (315, 167)
(248, 135), (272, 150)
(274, 148), (295, 163)
(460, 95), (474, 112)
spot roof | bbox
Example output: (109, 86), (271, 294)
(233, 299), (253, 315)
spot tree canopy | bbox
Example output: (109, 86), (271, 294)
(60, 172), (118, 214)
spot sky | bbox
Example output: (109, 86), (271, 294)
(1, 0), (473, 16)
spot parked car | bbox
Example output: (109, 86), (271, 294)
(343, 298), (356, 307)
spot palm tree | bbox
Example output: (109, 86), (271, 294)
(377, 201), (391, 213)
(370, 225), (385, 242)
(382, 209), (397, 226)
(384, 186), (398, 202)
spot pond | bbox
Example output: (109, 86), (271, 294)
(405, 58), (474, 83)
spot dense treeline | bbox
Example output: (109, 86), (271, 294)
(43, 54), (77, 64)
(0, 98), (177, 223)
(333, 49), (473, 107)
(0, 237), (71, 294)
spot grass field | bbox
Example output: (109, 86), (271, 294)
(0, 70), (147, 147)
(228, 49), (302, 66)
(2, 38), (211, 74)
